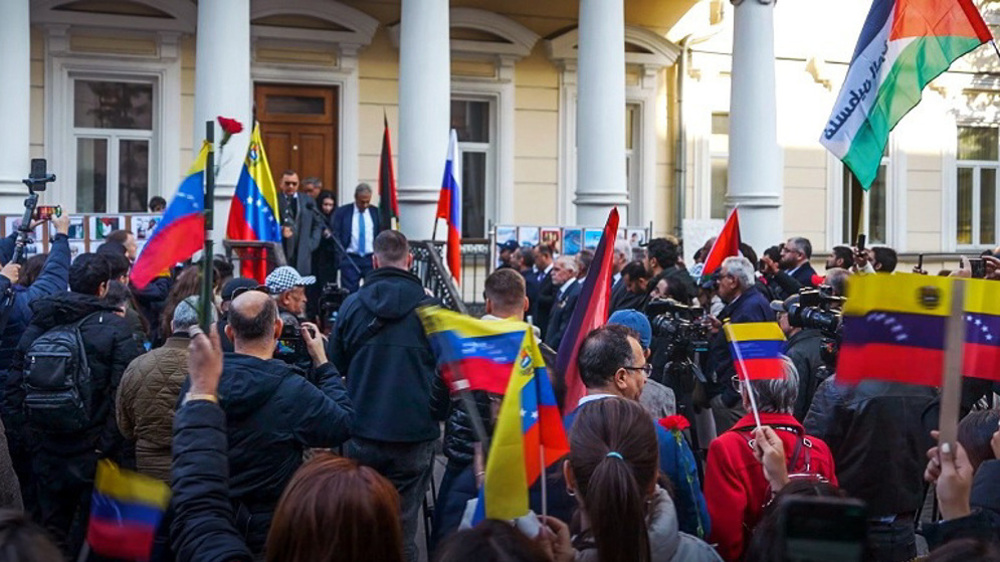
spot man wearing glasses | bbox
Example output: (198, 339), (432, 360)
(561, 324), (710, 538)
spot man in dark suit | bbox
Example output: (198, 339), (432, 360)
(277, 170), (324, 276)
(610, 239), (630, 306)
(532, 243), (556, 338)
(331, 183), (380, 293)
(544, 255), (582, 349)
(779, 237), (817, 288)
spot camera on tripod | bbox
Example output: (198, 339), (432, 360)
(785, 288), (844, 334)
(645, 298), (710, 391)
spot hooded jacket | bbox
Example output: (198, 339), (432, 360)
(331, 267), (448, 442)
(180, 353), (353, 554)
(705, 412), (837, 561)
(784, 328), (826, 420)
(5, 291), (142, 457)
(575, 487), (722, 562)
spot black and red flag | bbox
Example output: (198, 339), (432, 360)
(378, 112), (400, 232)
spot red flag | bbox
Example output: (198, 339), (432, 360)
(556, 208), (620, 415)
(378, 112), (400, 232)
(701, 208), (741, 278)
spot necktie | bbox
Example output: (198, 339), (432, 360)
(359, 210), (366, 255)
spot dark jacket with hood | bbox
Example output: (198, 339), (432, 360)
(331, 266), (448, 443)
(5, 291), (142, 457)
(0, 233), (71, 380)
(785, 328), (827, 421)
(804, 377), (937, 517)
(179, 353), (353, 554)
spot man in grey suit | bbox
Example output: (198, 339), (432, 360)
(278, 170), (324, 276)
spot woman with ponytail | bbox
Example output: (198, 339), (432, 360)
(564, 398), (721, 562)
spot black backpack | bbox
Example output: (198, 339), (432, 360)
(22, 312), (99, 433)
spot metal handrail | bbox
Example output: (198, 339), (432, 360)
(410, 240), (469, 315)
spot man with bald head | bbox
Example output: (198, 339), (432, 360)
(187, 288), (354, 556)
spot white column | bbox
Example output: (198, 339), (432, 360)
(576, 0), (627, 226)
(0, 0), (31, 201)
(727, 0), (782, 253)
(398, 0), (450, 241)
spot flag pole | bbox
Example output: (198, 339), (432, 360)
(724, 322), (762, 430)
(937, 279), (967, 450)
(991, 40), (1000, 63)
(200, 120), (215, 333)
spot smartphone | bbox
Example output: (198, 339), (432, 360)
(32, 205), (61, 221)
(971, 257), (986, 278)
(855, 234), (866, 252)
(778, 496), (867, 562)
(28, 158), (50, 191)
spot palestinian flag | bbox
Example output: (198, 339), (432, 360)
(821, 0), (992, 189)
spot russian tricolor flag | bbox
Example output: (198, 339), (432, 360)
(436, 130), (462, 284)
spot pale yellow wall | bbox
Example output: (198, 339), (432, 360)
(357, 28), (399, 190)
(30, 28), (44, 160)
(180, 37), (195, 181)
(513, 49), (560, 226)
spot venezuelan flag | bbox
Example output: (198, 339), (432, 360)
(86, 460), (170, 561)
(131, 142), (210, 289)
(226, 122), (281, 281)
(838, 273), (953, 386)
(962, 278), (1000, 381)
(417, 306), (528, 394)
(724, 322), (786, 380)
(478, 329), (569, 521)
(435, 130), (462, 284)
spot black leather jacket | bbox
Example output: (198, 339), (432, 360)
(804, 377), (937, 517)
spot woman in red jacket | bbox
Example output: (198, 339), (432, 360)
(703, 357), (838, 561)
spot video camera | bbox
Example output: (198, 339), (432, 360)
(317, 282), (350, 334)
(645, 298), (710, 391)
(783, 286), (846, 376)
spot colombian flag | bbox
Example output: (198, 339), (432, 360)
(86, 460), (171, 561)
(477, 329), (569, 521)
(724, 322), (786, 380)
(964, 279), (1000, 381)
(436, 130), (462, 284)
(838, 273), (953, 386)
(226, 122), (281, 282)
(131, 142), (210, 289)
(821, 0), (991, 189)
(418, 306), (528, 395)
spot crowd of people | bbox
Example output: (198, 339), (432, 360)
(0, 179), (998, 562)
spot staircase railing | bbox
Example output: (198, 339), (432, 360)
(410, 240), (468, 315)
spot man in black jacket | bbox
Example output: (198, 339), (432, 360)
(544, 255), (581, 349)
(645, 237), (698, 304)
(6, 253), (142, 554)
(771, 295), (826, 420)
(804, 378), (936, 561)
(193, 288), (353, 556)
(331, 230), (447, 562)
(780, 237), (818, 287)
(531, 243), (556, 338)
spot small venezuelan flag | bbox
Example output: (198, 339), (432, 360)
(87, 459), (171, 561)
(725, 322), (786, 380)
(964, 278), (1000, 381)
(838, 273), (953, 386)
(476, 329), (569, 521)
(417, 306), (529, 394)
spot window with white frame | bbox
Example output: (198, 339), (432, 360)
(451, 98), (495, 239)
(73, 79), (155, 213)
(956, 125), (998, 248)
(842, 148), (889, 245)
(625, 103), (641, 220)
(710, 112), (729, 219)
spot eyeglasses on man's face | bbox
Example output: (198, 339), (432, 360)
(623, 364), (653, 378)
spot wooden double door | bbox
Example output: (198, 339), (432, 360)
(254, 84), (338, 198)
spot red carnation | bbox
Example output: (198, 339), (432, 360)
(658, 415), (690, 432)
(217, 116), (243, 136)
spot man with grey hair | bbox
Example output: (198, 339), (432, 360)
(117, 296), (217, 482)
(704, 256), (775, 432)
(544, 255), (581, 348)
(704, 356), (838, 561)
(332, 182), (381, 293)
(780, 236), (818, 287)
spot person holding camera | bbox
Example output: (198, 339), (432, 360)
(186, 288), (354, 556)
(770, 295), (827, 421)
(703, 257), (776, 433)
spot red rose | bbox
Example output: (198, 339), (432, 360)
(217, 116), (243, 136)
(658, 415), (690, 432)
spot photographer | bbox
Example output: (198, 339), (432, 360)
(759, 244), (803, 301)
(770, 295), (826, 421)
(703, 257), (775, 432)
(266, 266), (316, 371)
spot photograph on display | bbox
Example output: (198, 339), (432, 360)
(562, 228), (582, 255)
(50, 216), (85, 240)
(627, 228), (647, 248)
(517, 226), (539, 248)
(132, 215), (163, 240)
(3, 217), (44, 241)
(584, 229), (603, 250)
(540, 228), (561, 254)
(90, 216), (124, 240)
(496, 225), (517, 244)
(68, 241), (87, 262)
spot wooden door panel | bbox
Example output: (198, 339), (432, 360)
(260, 129), (295, 187)
(297, 130), (332, 190)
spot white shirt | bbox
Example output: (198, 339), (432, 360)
(348, 204), (375, 255)
(558, 277), (577, 298)
(612, 272), (622, 286)
(577, 393), (617, 408)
